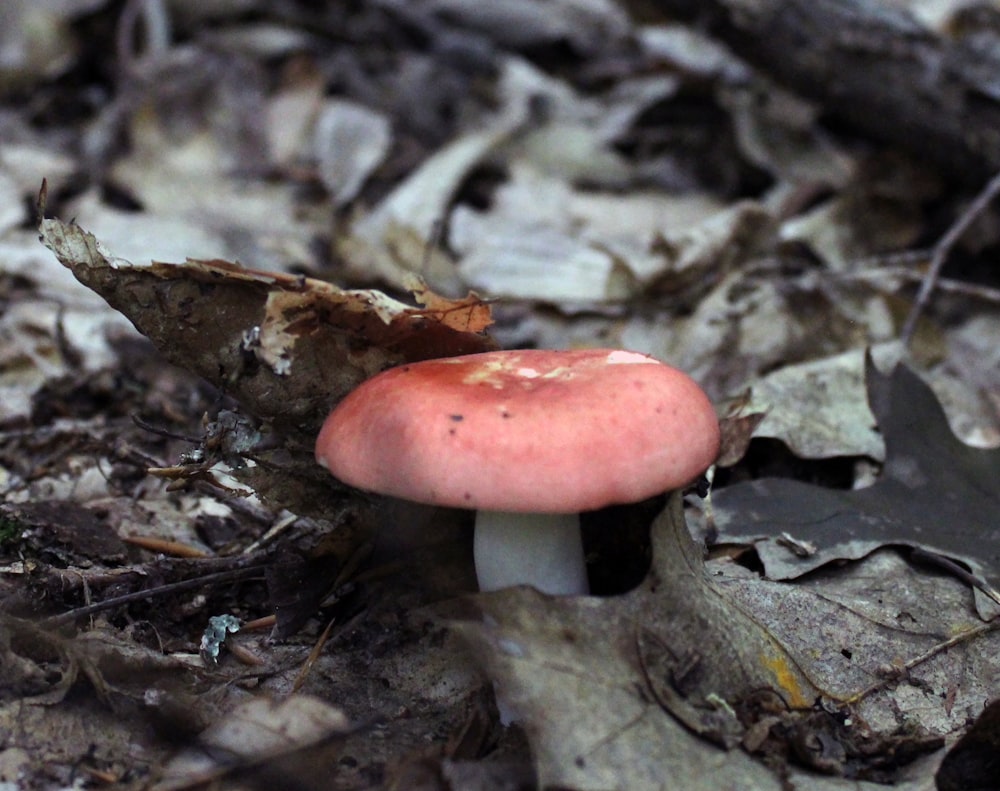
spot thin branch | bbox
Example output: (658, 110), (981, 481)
(900, 170), (1000, 346)
(840, 265), (1000, 305)
(42, 563), (269, 628)
(846, 618), (1000, 706)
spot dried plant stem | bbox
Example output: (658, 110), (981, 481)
(42, 563), (268, 627)
(900, 170), (1000, 346)
(847, 618), (1000, 706)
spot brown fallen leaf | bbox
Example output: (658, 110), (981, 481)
(455, 494), (953, 787)
(154, 694), (352, 791)
(716, 389), (767, 468)
(455, 493), (823, 788)
(38, 210), (496, 438)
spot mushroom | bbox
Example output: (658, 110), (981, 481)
(315, 349), (720, 596)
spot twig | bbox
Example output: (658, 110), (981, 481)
(900, 170), (1000, 346)
(42, 564), (269, 627)
(131, 413), (201, 443)
(846, 617), (1000, 706)
(909, 547), (1000, 607)
(840, 264), (1000, 305)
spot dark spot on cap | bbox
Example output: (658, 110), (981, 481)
(449, 414), (464, 421)
(501, 410), (511, 418)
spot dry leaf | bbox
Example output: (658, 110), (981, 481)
(155, 694), (351, 791)
(339, 124), (519, 290)
(936, 698), (1000, 791)
(314, 99), (393, 207)
(456, 490), (986, 787)
(737, 347), (889, 461)
(714, 356), (1000, 617)
(456, 494), (823, 788)
(38, 212), (495, 435)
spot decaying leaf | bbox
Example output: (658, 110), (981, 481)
(713, 355), (1000, 616)
(716, 389), (767, 467)
(1, 500), (127, 567)
(735, 347), (889, 461)
(38, 212), (495, 436)
(0, 617), (200, 710)
(0, 617), (76, 706)
(455, 493), (826, 788)
(313, 99), (393, 208)
(456, 492), (958, 788)
(721, 547), (1000, 740)
(405, 273), (495, 333)
(339, 123), (520, 291)
(155, 694), (351, 791)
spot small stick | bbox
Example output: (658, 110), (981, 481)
(901, 170), (1000, 345)
(847, 617), (1000, 705)
(122, 534), (209, 558)
(42, 564), (268, 627)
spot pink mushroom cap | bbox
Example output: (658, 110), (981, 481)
(315, 349), (720, 513)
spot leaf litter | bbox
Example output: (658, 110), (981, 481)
(456, 493), (969, 789)
(2, 1), (1000, 789)
(713, 354), (1000, 617)
(29, 210), (997, 787)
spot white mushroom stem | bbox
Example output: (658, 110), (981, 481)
(473, 511), (589, 595)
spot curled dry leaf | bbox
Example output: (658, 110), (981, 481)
(38, 212), (495, 436)
(338, 124), (520, 291)
(716, 388), (767, 468)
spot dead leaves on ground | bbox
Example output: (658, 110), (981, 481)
(38, 211), (495, 437)
(155, 694), (352, 791)
(714, 354), (1000, 617)
(447, 358), (1000, 788)
(7, 3), (1000, 786)
(36, 209), (497, 516)
(27, 210), (1000, 788)
(456, 493), (963, 789)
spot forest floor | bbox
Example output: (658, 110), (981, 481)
(1, 1), (999, 789)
